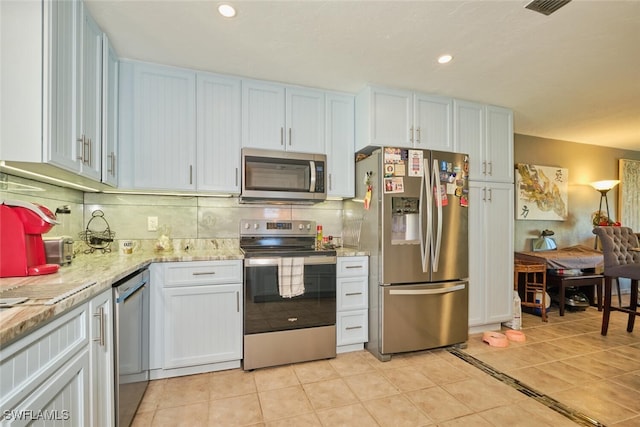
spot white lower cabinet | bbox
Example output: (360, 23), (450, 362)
(89, 289), (114, 427)
(468, 182), (514, 331)
(150, 261), (243, 379)
(0, 293), (114, 426)
(336, 256), (369, 353)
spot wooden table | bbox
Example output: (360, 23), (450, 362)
(546, 272), (604, 316)
(514, 260), (547, 322)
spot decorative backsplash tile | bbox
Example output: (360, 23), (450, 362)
(2, 174), (347, 243)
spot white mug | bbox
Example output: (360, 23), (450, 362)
(119, 240), (137, 255)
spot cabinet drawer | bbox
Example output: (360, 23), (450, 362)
(337, 310), (368, 346)
(163, 261), (242, 286)
(337, 256), (368, 277)
(337, 277), (368, 311)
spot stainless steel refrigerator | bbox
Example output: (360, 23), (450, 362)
(346, 147), (469, 361)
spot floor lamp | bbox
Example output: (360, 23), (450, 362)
(591, 179), (620, 249)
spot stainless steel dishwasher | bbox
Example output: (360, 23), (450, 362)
(113, 269), (150, 427)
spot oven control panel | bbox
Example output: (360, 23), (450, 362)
(240, 219), (316, 236)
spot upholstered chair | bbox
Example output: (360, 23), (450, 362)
(592, 226), (640, 335)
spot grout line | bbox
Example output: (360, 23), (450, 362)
(447, 348), (606, 427)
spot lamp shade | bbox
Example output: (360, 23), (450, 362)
(590, 180), (620, 192)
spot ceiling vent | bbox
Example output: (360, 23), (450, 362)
(525, 0), (572, 16)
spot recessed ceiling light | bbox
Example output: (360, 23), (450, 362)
(218, 4), (236, 18)
(438, 54), (453, 64)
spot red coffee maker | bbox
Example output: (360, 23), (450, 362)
(0, 199), (60, 277)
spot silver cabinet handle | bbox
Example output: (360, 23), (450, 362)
(288, 128), (292, 146)
(482, 161), (487, 175)
(235, 167), (238, 186)
(488, 161), (493, 176)
(76, 136), (84, 161)
(346, 326), (362, 330)
(93, 307), (105, 347)
(189, 165), (193, 185)
(236, 291), (240, 313)
(345, 265), (363, 269)
(345, 292), (363, 296)
(410, 126), (414, 144)
(488, 188), (493, 202)
(482, 188), (487, 201)
(112, 152), (116, 176)
(192, 271), (217, 276)
(280, 127), (284, 145)
(416, 127), (421, 144)
(107, 152), (114, 174)
(329, 173), (332, 191)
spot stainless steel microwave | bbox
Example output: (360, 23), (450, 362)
(241, 148), (326, 203)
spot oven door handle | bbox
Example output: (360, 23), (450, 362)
(244, 256), (337, 267)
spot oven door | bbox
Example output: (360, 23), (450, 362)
(244, 256), (336, 335)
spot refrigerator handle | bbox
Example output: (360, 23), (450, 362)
(389, 284), (466, 295)
(431, 159), (443, 272)
(419, 158), (430, 273)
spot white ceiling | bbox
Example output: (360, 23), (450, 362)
(85, 0), (640, 151)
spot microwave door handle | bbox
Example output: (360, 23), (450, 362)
(309, 160), (316, 193)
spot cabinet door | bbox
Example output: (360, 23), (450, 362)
(122, 62), (196, 190)
(196, 73), (241, 193)
(16, 349), (91, 426)
(326, 93), (355, 198)
(286, 87), (325, 153)
(77, 6), (102, 181)
(483, 183), (514, 324)
(467, 182), (513, 327)
(163, 284), (242, 369)
(369, 87), (413, 148)
(89, 290), (114, 427)
(48, 0), (80, 172)
(453, 100), (484, 178)
(414, 94), (453, 151)
(467, 182), (486, 327)
(241, 80), (286, 150)
(101, 35), (118, 187)
(485, 106), (514, 183)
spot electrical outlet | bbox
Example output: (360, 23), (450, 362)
(147, 216), (158, 232)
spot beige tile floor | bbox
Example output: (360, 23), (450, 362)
(133, 300), (639, 426)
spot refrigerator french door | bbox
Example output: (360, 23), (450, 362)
(352, 147), (469, 361)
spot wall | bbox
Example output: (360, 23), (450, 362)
(1, 173), (344, 252)
(0, 173), (84, 238)
(514, 134), (640, 251)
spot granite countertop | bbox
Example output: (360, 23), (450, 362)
(0, 246), (368, 346)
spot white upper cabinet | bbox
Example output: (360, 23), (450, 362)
(485, 105), (514, 183)
(48, 0), (79, 171)
(286, 87), (325, 153)
(0, 0), (108, 184)
(119, 61), (197, 190)
(355, 86), (453, 152)
(414, 94), (454, 152)
(196, 73), (242, 193)
(355, 86), (412, 150)
(77, 4), (103, 180)
(101, 34), (118, 187)
(454, 100), (513, 183)
(325, 93), (355, 198)
(242, 81), (325, 153)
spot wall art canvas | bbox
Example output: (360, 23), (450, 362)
(515, 163), (568, 221)
(619, 159), (640, 231)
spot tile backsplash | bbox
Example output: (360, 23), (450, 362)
(2, 173), (346, 246)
